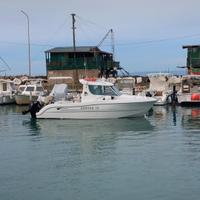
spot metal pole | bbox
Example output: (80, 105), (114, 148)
(71, 13), (76, 52)
(21, 10), (31, 77)
(71, 13), (79, 89)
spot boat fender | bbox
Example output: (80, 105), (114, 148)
(191, 93), (200, 101)
(111, 96), (114, 100)
(84, 77), (96, 81)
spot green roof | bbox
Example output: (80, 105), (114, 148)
(183, 45), (200, 49)
(45, 46), (111, 54)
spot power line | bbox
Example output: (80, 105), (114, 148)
(0, 32), (200, 48)
(76, 15), (107, 31)
(0, 40), (54, 47)
(116, 33), (200, 46)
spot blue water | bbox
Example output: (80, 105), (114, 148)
(0, 105), (200, 200)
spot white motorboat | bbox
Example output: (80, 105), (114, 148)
(177, 75), (200, 106)
(34, 78), (156, 119)
(15, 84), (46, 105)
(139, 73), (181, 106)
(0, 79), (16, 105)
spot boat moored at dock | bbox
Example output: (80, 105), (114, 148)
(15, 84), (46, 105)
(0, 79), (16, 105)
(138, 73), (181, 106)
(33, 78), (156, 119)
(177, 75), (200, 106)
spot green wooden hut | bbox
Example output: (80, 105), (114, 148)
(183, 45), (200, 75)
(45, 46), (119, 79)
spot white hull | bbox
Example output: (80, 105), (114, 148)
(37, 100), (154, 119)
(177, 75), (200, 106)
(0, 95), (15, 105)
(177, 93), (200, 105)
(15, 94), (38, 105)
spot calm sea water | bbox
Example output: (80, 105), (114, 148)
(0, 105), (200, 200)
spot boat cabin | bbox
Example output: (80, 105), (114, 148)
(180, 75), (200, 94)
(18, 84), (45, 96)
(0, 79), (16, 94)
(80, 78), (121, 102)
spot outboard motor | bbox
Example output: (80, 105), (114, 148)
(146, 91), (152, 97)
(29, 101), (42, 118)
(22, 101), (42, 119)
(169, 85), (178, 106)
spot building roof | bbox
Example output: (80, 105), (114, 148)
(183, 45), (200, 49)
(45, 46), (111, 54)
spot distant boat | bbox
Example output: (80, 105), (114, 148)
(177, 75), (200, 106)
(30, 78), (156, 119)
(15, 84), (46, 105)
(138, 73), (181, 106)
(0, 79), (16, 105)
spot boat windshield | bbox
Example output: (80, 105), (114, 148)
(182, 77), (200, 86)
(88, 85), (121, 96)
(26, 86), (35, 92)
(36, 86), (44, 91)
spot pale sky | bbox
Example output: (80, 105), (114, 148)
(1, 0), (200, 75)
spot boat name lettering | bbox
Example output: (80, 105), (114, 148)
(81, 106), (99, 110)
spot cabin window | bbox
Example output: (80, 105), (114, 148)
(88, 85), (120, 96)
(191, 78), (200, 86)
(26, 86), (35, 91)
(89, 85), (103, 95)
(36, 86), (43, 91)
(2, 83), (7, 91)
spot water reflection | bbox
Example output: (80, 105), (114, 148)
(2, 105), (200, 200)
(0, 105), (27, 115)
(148, 105), (200, 130)
(22, 119), (41, 135)
(181, 107), (200, 130)
(148, 105), (178, 128)
(34, 117), (154, 135)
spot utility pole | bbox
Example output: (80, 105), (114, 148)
(71, 13), (76, 52)
(21, 10), (31, 77)
(71, 13), (79, 89)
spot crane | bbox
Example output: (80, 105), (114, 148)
(97, 29), (115, 59)
(0, 56), (11, 71)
